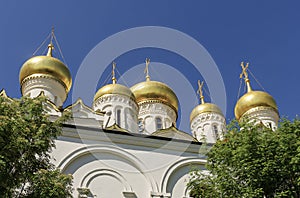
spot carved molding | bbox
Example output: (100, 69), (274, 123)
(241, 106), (279, 123)
(93, 94), (138, 111)
(138, 99), (177, 115)
(191, 112), (225, 129)
(21, 76), (67, 106)
(243, 106), (279, 118)
(21, 74), (68, 92)
(138, 103), (176, 121)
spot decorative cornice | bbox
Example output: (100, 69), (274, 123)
(138, 102), (176, 120)
(64, 98), (105, 116)
(93, 94), (138, 111)
(0, 89), (13, 101)
(137, 99), (178, 118)
(243, 106), (279, 116)
(104, 123), (129, 133)
(191, 112), (225, 129)
(241, 106), (279, 122)
(60, 123), (203, 153)
(21, 74), (68, 92)
(152, 124), (198, 142)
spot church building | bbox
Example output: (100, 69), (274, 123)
(3, 34), (279, 197)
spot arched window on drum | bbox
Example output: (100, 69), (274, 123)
(155, 117), (163, 130)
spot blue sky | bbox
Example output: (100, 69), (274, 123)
(0, 1), (299, 132)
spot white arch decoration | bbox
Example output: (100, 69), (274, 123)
(57, 144), (159, 192)
(161, 158), (206, 194)
(80, 168), (132, 192)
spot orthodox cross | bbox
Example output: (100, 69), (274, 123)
(197, 80), (205, 104)
(240, 62), (249, 80)
(240, 61), (252, 92)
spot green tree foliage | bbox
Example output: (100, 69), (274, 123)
(188, 119), (300, 198)
(0, 96), (73, 197)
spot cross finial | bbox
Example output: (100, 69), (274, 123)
(197, 80), (205, 104)
(240, 61), (252, 92)
(144, 58), (151, 81)
(240, 62), (249, 79)
(112, 61), (117, 84)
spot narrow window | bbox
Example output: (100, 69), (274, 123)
(213, 125), (219, 140)
(155, 117), (162, 130)
(268, 122), (272, 129)
(116, 109), (121, 126)
(138, 119), (144, 133)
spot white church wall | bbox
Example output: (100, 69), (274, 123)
(241, 106), (279, 131)
(51, 125), (205, 198)
(93, 94), (138, 132)
(21, 77), (67, 107)
(190, 112), (225, 144)
(138, 103), (177, 134)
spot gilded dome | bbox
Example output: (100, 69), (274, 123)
(190, 103), (223, 122)
(19, 52), (72, 92)
(94, 83), (135, 102)
(130, 81), (179, 113)
(234, 90), (278, 120)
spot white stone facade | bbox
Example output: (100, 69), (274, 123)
(137, 102), (177, 135)
(93, 94), (138, 133)
(21, 75), (67, 107)
(13, 38), (282, 198)
(52, 124), (205, 198)
(190, 112), (226, 144)
(241, 106), (279, 130)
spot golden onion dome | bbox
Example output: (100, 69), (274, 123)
(94, 83), (136, 102)
(130, 80), (179, 113)
(234, 90), (278, 120)
(190, 103), (223, 122)
(19, 44), (72, 92)
(235, 62), (278, 121)
(190, 80), (223, 122)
